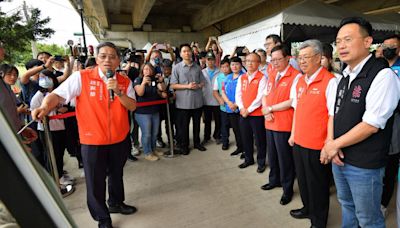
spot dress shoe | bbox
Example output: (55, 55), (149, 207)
(98, 219), (113, 228)
(194, 144), (207, 151)
(230, 149), (242, 156)
(280, 194), (292, 205)
(108, 203), (137, 215)
(260, 183), (281, 190)
(238, 161), (254, 169)
(222, 144), (229, 150)
(290, 208), (309, 219)
(257, 165), (266, 173)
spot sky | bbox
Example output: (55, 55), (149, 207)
(0, 0), (99, 47)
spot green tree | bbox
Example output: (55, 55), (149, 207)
(0, 6), (54, 64)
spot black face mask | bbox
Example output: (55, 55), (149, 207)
(383, 48), (398, 60)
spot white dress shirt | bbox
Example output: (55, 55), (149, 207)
(235, 70), (267, 113)
(290, 67), (338, 116)
(341, 54), (400, 129)
(54, 68), (136, 104)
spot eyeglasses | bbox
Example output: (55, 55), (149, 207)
(335, 36), (366, 46)
(270, 57), (285, 63)
(381, 44), (398, 49)
(297, 54), (319, 62)
(97, 54), (118, 60)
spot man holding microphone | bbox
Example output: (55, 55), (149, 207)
(32, 42), (137, 228)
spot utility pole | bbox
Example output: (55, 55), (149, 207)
(22, 1), (38, 58)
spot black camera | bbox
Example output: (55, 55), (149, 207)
(123, 48), (147, 63)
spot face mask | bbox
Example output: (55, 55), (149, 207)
(39, 76), (54, 89)
(383, 48), (397, 60)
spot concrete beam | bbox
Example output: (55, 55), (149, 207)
(191, 0), (266, 31)
(132, 0), (156, 29)
(364, 5), (400, 14)
(86, 0), (109, 28)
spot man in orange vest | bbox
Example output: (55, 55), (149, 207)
(288, 40), (337, 228)
(261, 45), (300, 206)
(235, 53), (267, 173)
(32, 42), (137, 228)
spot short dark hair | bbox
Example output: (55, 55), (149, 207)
(36, 51), (52, 59)
(230, 57), (242, 65)
(384, 34), (400, 41)
(162, 59), (173, 68)
(179, 43), (191, 52)
(256, 49), (267, 57)
(0, 64), (18, 78)
(339, 17), (372, 37)
(25, 59), (44, 70)
(199, 51), (207, 58)
(40, 69), (59, 88)
(322, 43), (333, 60)
(220, 58), (230, 66)
(271, 45), (289, 57)
(96, 42), (121, 57)
(266, 34), (282, 44)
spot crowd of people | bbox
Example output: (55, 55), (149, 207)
(0, 16), (400, 228)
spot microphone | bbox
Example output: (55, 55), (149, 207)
(106, 69), (114, 101)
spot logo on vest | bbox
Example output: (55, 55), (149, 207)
(242, 79), (248, 91)
(297, 87), (305, 99)
(351, 85), (362, 103)
(280, 82), (288, 87)
(309, 87), (320, 95)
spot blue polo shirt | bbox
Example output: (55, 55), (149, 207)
(215, 73), (228, 112)
(392, 58), (400, 76)
(223, 72), (243, 113)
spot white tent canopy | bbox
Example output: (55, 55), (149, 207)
(219, 0), (400, 55)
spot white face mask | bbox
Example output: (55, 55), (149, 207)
(39, 76), (54, 89)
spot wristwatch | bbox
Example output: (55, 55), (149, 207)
(115, 90), (123, 97)
(268, 106), (273, 112)
(42, 64), (46, 70)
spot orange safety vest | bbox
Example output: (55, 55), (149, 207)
(294, 68), (334, 150)
(240, 70), (264, 116)
(76, 67), (131, 145)
(264, 65), (300, 132)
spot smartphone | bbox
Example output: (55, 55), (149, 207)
(155, 44), (166, 50)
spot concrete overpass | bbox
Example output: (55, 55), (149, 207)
(68, 0), (400, 49)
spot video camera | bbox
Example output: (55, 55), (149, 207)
(123, 48), (147, 63)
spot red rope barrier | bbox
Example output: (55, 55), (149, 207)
(136, 99), (168, 107)
(47, 100), (168, 120)
(48, 112), (76, 120)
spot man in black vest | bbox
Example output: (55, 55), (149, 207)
(322, 17), (400, 227)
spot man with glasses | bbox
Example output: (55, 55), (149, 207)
(324, 17), (400, 227)
(235, 53), (267, 173)
(288, 39), (337, 228)
(260, 45), (300, 206)
(32, 42), (137, 228)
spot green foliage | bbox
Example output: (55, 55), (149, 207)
(0, 6), (54, 64)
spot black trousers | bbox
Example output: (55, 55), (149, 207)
(30, 122), (45, 167)
(81, 136), (130, 222)
(175, 108), (202, 149)
(65, 116), (82, 166)
(266, 130), (294, 196)
(293, 144), (330, 228)
(203, 105), (221, 141)
(220, 111), (230, 145)
(239, 116), (266, 168)
(228, 113), (243, 151)
(129, 112), (139, 146)
(381, 153), (400, 207)
(39, 130), (67, 178)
